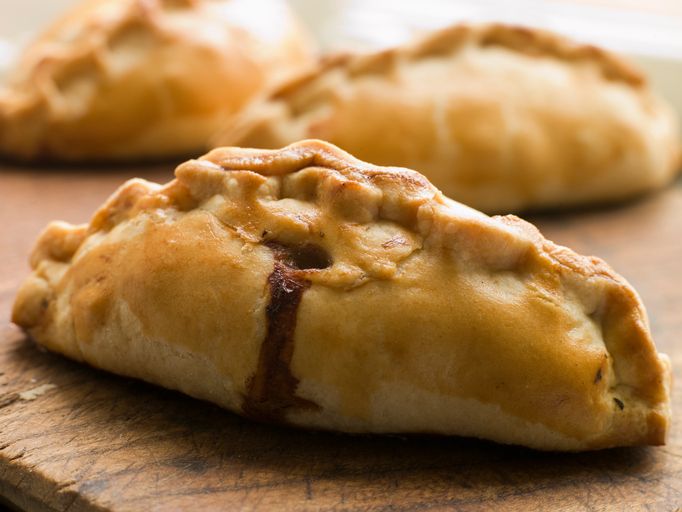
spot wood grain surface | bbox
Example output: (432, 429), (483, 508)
(0, 165), (681, 511)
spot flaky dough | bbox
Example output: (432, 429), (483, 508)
(12, 140), (671, 450)
(0, 0), (315, 162)
(215, 24), (681, 213)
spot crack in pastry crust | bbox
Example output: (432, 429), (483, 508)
(242, 242), (326, 422)
(11, 140), (671, 450)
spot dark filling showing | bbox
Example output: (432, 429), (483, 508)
(242, 242), (331, 423)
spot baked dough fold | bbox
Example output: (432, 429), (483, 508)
(0, 0), (315, 162)
(12, 140), (671, 450)
(214, 23), (681, 213)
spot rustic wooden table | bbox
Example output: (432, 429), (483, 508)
(0, 164), (681, 511)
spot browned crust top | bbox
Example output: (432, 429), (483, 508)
(273, 22), (644, 101)
(12, 139), (671, 447)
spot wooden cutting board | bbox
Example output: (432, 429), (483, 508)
(1, 164), (681, 511)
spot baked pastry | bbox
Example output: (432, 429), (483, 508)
(12, 140), (671, 450)
(214, 24), (681, 213)
(0, 0), (315, 162)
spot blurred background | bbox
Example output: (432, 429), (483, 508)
(1, 0), (681, 124)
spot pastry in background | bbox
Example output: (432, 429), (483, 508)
(13, 140), (671, 451)
(215, 24), (681, 213)
(0, 0), (316, 162)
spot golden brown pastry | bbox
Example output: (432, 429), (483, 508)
(214, 24), (681, 213)
(12, 140), (671, 450)
(0, 0), (315, 162)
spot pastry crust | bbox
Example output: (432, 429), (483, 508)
(0, 0), (315, 162)
(214, 23), (681, 213)
(12, 139), (671, 450)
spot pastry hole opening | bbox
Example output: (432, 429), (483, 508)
(290, 244), (332, 270)
(268, 242), (332, 270)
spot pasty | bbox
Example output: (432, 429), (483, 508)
(12, 140), (671, 450)
(0, 0), (315, 162)
(214, 24), (681, 213)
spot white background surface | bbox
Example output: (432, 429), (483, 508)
(1, 0), (680, 119)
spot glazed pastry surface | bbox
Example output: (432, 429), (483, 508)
(12, 140), (671, 450)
